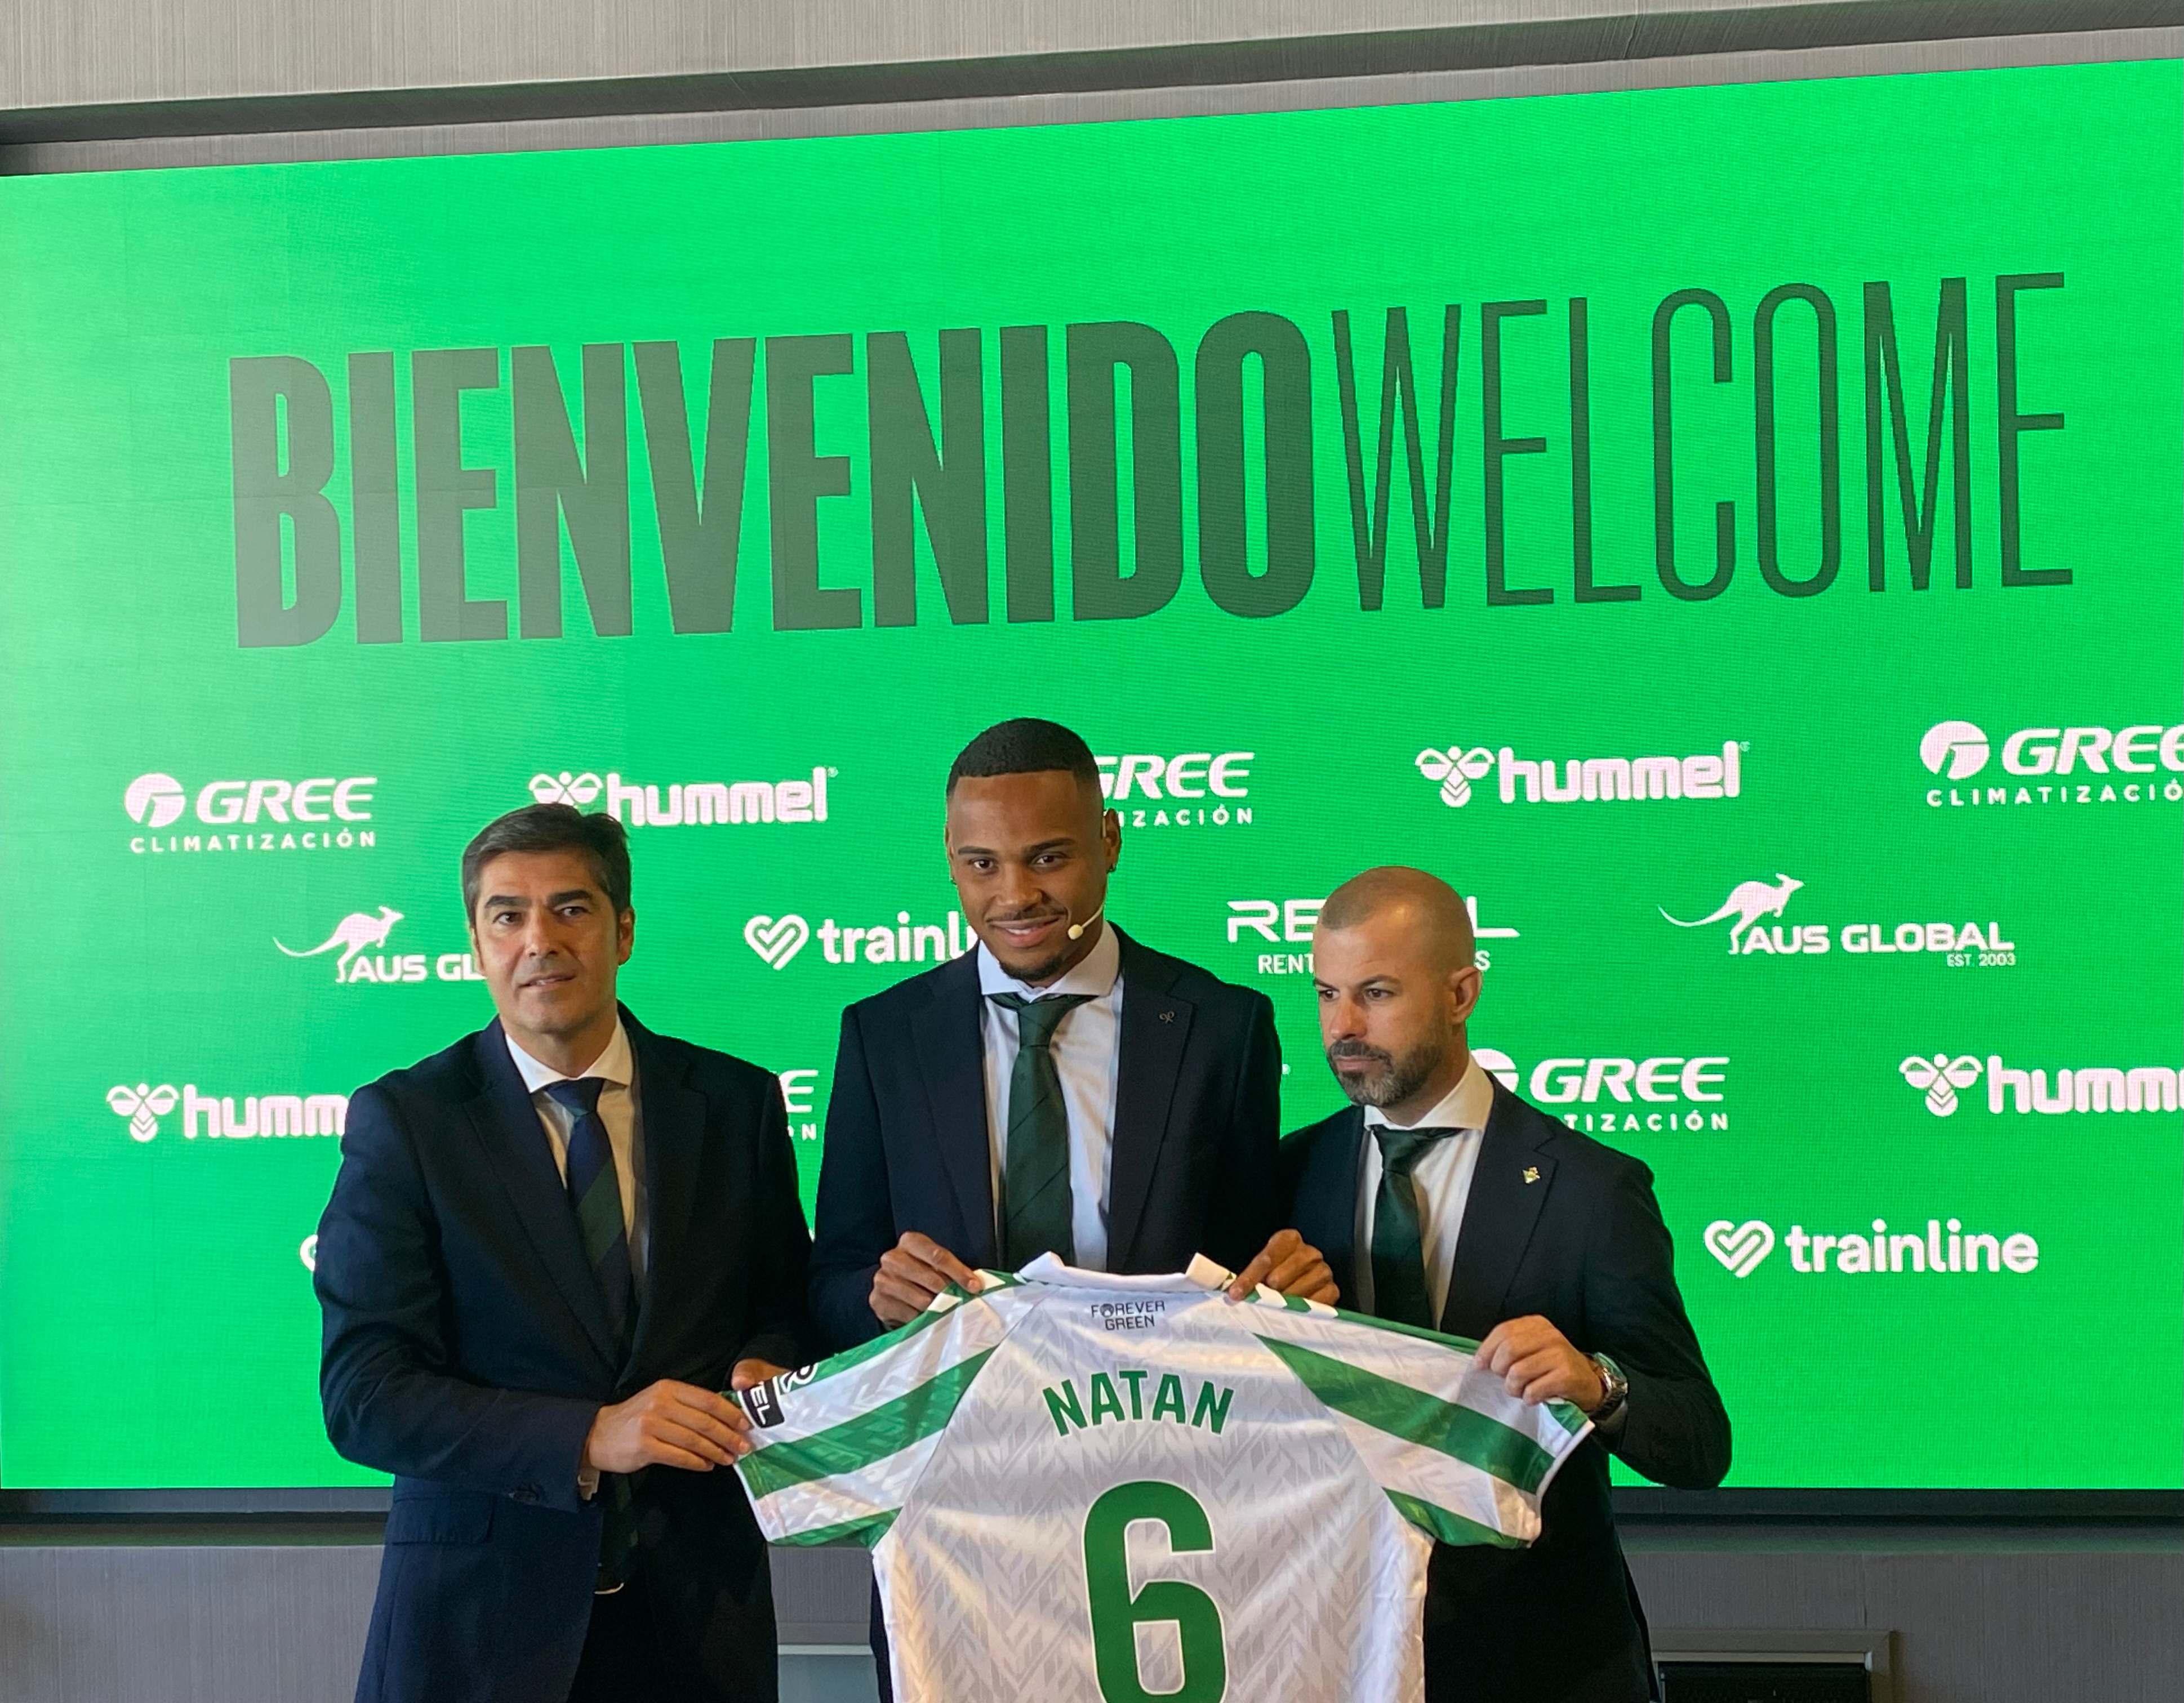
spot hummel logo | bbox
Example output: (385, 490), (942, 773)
(1900, 1054), (1982, 1117)
(531, 771), (604, 806)
(108, 1082), (179, 1143)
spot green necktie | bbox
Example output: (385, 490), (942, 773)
(1371, 1125), (1461, 1328)
(990, 992), (1095, 1269)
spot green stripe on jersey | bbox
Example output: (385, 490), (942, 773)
(1385, 1488), (1525, 1550)
(1318, 1304), (1483, 1357)
(1257, 1335), (1556, 1492)
(742, 1348), (995, 1501)
(787, 1291), (963, 1391)
(1288, 1305), (1587, 1439)
(771, 1508), (900, 1549)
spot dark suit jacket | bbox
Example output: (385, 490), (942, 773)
(315, 1008), (813, 1703)
(808, 926), (1281, 1350)
(1282, 1081), (1731, 1703)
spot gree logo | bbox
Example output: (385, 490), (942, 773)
(1918, 719), (2184, 779)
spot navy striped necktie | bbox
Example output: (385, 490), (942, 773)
(544, 1076), (633, 1343)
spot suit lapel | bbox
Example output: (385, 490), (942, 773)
(1107, 930), (1192, 1273)
(624, 1010), (702, 1379)
(466, 1023), (620, 1372)
(1440, 1082), (1558, 1339)
(909, 953), (996, 1265)
(1295, 1108), (1365, 1298)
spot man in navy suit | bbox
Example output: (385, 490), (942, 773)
(808, 717), (1333, 1697)
(1279, 867), (1730, 1703)
(316, 804), (812, 1703)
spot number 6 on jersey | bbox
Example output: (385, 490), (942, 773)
(1083, 1481), (1226, 1703)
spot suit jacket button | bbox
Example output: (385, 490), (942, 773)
(512, 1485), (539, 1504)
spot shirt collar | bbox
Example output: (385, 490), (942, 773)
(976, 920), (1123, 1002)
(1363, 1055), (1493, 1134)
(505, 1017), (633, 1096)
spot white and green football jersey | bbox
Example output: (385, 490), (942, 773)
(736, 1255), (1590, 1703)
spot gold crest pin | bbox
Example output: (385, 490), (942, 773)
(1522, 1166), (1541, 1185)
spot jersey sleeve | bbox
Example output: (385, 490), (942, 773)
(733, 1274), (1022, 1548)
(1243, 1296), (1592, 1550)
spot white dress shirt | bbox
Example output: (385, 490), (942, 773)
(506, 1019), (648, 1283)
(1354, 1056), (1494, 1322)
(977, 921), (1125, 1271)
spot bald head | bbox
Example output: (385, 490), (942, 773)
(1312, 866), (1483, 1121)
(1318, 866), (1476, 974)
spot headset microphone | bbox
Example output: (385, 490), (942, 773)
(1066, 902), (1106, 942)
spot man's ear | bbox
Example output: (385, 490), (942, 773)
(617, 907), (636, 964)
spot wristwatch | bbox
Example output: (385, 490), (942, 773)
(1588, 1353), (1629, 1424)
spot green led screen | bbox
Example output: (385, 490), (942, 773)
(1, 59), (2178, 1489)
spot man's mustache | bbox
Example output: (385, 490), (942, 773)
(1326, 1041), (1391, 1064)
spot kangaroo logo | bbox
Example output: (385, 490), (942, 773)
(277, 906), (403, 978)
(1661, 875), (1804, 952)
(1900, 1053), (1983, 1117)
(108, 1082), (179, 1142)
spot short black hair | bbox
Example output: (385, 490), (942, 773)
(946, 717), (1101, 796)
(461, 804), (632, 920)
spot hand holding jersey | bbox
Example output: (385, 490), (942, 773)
(739, 1257), (1589, 1703)
(1289, 867), (1727, 1702)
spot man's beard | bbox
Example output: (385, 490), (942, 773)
(1325, 1036), (1446, 1109)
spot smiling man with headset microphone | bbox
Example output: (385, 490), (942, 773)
(807, 716), (1333, 1696)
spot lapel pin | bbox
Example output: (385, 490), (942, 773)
(1159, 1010), (1175, 1023)
(1522, 1166), (1541, 1185)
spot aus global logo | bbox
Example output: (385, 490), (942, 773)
(1918, 718), (2184, 810)
(1659, 874), (2016, 965)
(275, 903), (485, 984)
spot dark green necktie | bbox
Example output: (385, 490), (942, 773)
(1371, 1125), (1461, 1327)
(990, 992), (1095, 1269)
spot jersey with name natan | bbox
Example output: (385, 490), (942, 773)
(735, 1254), (1590, 1703)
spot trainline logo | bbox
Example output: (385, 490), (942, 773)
(124, 771), (378, 854)
(105, 1083), (349, 1142)
(1660, 875), (2016, 964)
(1415, 739), (1742, 808)
(1703, 1216), (2041, 1277)
(1918, 719), (2184, 809)
(1897, 1054), (2181, 1117)
(743, 910), (972, 970)
(529, 768), (834, 827)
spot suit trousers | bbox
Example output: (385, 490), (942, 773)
(566, 1563), (779, 1703)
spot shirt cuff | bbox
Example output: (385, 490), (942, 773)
(577, 1466), (601, 1500)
